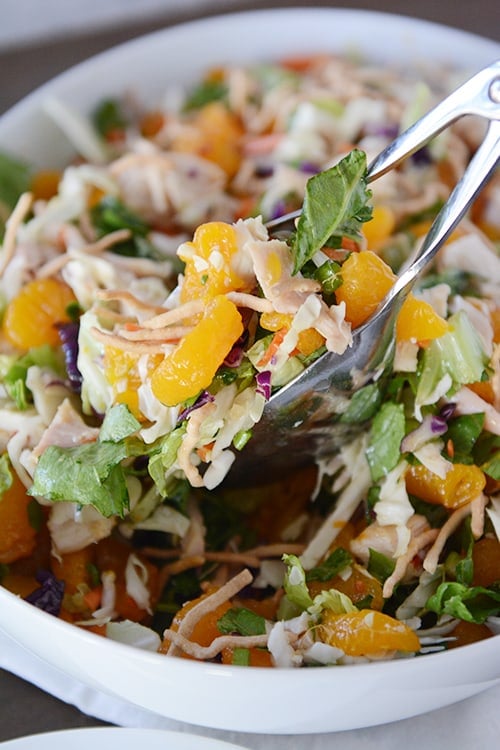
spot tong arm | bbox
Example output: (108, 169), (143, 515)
(367, 59), (500, 181)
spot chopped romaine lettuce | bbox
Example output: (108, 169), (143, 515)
(415, 311), (488, 411)
(365, 402), (406, 482)
(30, 404), (142, 518)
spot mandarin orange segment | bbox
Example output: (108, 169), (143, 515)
(0, 572), (39, 597)
(396, 293), (449, 345)
(405, 463), (486, 510)
(260, 311), (293, 332)
(296, 328), (326, 357)
(335, 250), (396, 328)
(447, 619), (493, 649)
(160, 590), (232, 659)
(172, 101), (243, 177)
(3, 277), (77, 350)
(308, 566), (384, 611)
(104, 346), (163, 420)
(140, 110), (166, 138)
(151, 294), (243, 406)
(362, 205), (396, 249)
(179, 221), (250, 304)
(50, 546), (95, 595)
(490, 307), (500, 343)
(472, 537), (500, 587)
(30, 170), (61, 201)
(318, 609), (420, 656)
(0, 471), (37, 564)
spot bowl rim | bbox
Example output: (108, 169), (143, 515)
(0, 5), (500, 733)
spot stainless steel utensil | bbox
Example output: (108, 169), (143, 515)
(226, 60), (500, 486)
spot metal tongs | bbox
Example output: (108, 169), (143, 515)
(226, 60), (500, 486)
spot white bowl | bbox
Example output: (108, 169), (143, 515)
(0, 8), (499, 735)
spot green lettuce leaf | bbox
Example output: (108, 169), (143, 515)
(292, 149), (372, 273)
(340, 383), (383, 424)
(282, 553), (313, 611)
(30, 404), (141, 518)
(416, 311), (488, 410)
(365, 402), (406, 482)
(4, 345), (64, 410)
(0, 453), (13, 497)
(217, 607), (266, 636)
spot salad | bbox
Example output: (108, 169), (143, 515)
(0, 52), (500, 668)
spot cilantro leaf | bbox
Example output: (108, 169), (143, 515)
(217, 607), (266, 636)
(90, 196), (160, 260)
(292, 149), (372, 273)
(182, 80), (228, 111)
(306, 548), (353, 582)
(426, 581), (500, 624)
(368, 548), (396, 583)
(93, 98), (128, 138)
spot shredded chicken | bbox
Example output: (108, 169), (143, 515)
(32, 399), (99, 459)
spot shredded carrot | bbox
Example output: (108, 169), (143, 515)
(341, 236), (362, 252)
(234, 196), (257, 220)
(197, 441), (215, 462)
(83, 586), (102, 612)
(280, 54), (327, 72)
(256, 328), (287, 368)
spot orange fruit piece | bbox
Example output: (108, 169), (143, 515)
(447, 619), (493, 649)
(172, 102), (243, 177)
(318, 609), (420, 656)
(50, 546), (95, 596)
(405, 463), (486, 510)
(308, 565), (384, 611)
(472, 537), (500, 587)
(151, 294), (243, 406)
(221, 646), (273, 667)
(179, 221), (250, 304)
(0, 472), (37, 564)
(396, 293), (449, 345)
(362, 205), (396, 249)
(490, 307), (500, 343)
(104, 346), (163, 420)
(30, 170), (61, 201)
(335, 250), (396, 328)
(3, 277), (77, 350)
(160, 590), (232, 659)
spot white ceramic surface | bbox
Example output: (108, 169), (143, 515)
(0, 728), (249, 750)
(0, 7), (500, 736)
